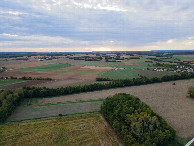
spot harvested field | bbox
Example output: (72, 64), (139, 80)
(0, 70), (99, 80)
(0, 60), (50, 69)
(61, 65), (113, 72)
(2, 113), (118, 145)
(119, 62), (137, 65)
(37, 80), (194, 138)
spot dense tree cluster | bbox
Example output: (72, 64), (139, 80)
(188, 86), (194, 98)
(0, 89), (24, 122)
(101, 93), (176, 145)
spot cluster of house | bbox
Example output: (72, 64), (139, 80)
(153, 66), (194, 72)
(0, 67), (7, 72)
(114, 67), (126, 70)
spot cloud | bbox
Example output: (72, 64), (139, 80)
(0, 10), (26, 15)
(1, 0), (194, 51)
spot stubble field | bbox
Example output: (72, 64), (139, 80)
(1, 113), (119, 146)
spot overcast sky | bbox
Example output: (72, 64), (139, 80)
(1, 0), (194, 52)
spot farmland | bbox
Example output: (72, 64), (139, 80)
(2, 52), (194, 87)
(0, 113), (119, 145)
(138, 69), (178, 78)
(0, 79), (27, 87)
(1, 52), (194, 145)
(7, 79), (194, 138)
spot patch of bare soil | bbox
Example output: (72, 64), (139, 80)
(118, 62), (137, 65)
(39, 80), (194, 138)
(0, 80), (51, 90)
(35, 79), (95, 88)
(0, 60), (50, 69)
(61, 65), (113, 72)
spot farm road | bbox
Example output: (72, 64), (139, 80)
(8, 79), (194, 138)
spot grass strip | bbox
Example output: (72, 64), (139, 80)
(36, 98), (105, 106)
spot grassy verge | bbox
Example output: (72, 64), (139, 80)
(168, 136), (194, 146)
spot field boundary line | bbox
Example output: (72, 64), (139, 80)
(185, 138), (194, 146)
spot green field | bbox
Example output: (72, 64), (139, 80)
(0, 113), (118, 145)
(138, 70), (178, 78)
(17, 63), (100, 75)
(100, 61), (152, 79)
(160, 58), (181, 62)
(0, 79), (27, 87)
(17, 63), (72, 72)
(173, 55), (194, 60)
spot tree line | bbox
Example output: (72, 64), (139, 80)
(100, 93), (176, 145)
(1, 71), (194, 123)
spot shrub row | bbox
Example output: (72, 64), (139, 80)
(101, 93), (176, 145)
(96, 77), (112, 81)
(0, 76), (52, 80)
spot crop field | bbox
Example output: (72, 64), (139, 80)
(0, 80), (52, 90)
(160, 58), (181, 62)
(16, 63), (101, 75)
(173, 55), (194, 60)
(100, 68), (139, 79)
(0, 60), (50, 69)
(17, 63), (72, 72)
(11, 79), (193, 138)
(0, 113), (118, 145)
(8, 100), (103, 121)
(0, 79), (27, 87)
(46, 57), (121, 67)
(138, 70), (178, 78)
(100, 61), (152, 79)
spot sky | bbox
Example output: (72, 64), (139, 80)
(0, 0), (194, 52)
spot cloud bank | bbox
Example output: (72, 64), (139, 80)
(1, 0), (194, 52)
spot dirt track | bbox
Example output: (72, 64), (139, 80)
(39, 80), (194, 138)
